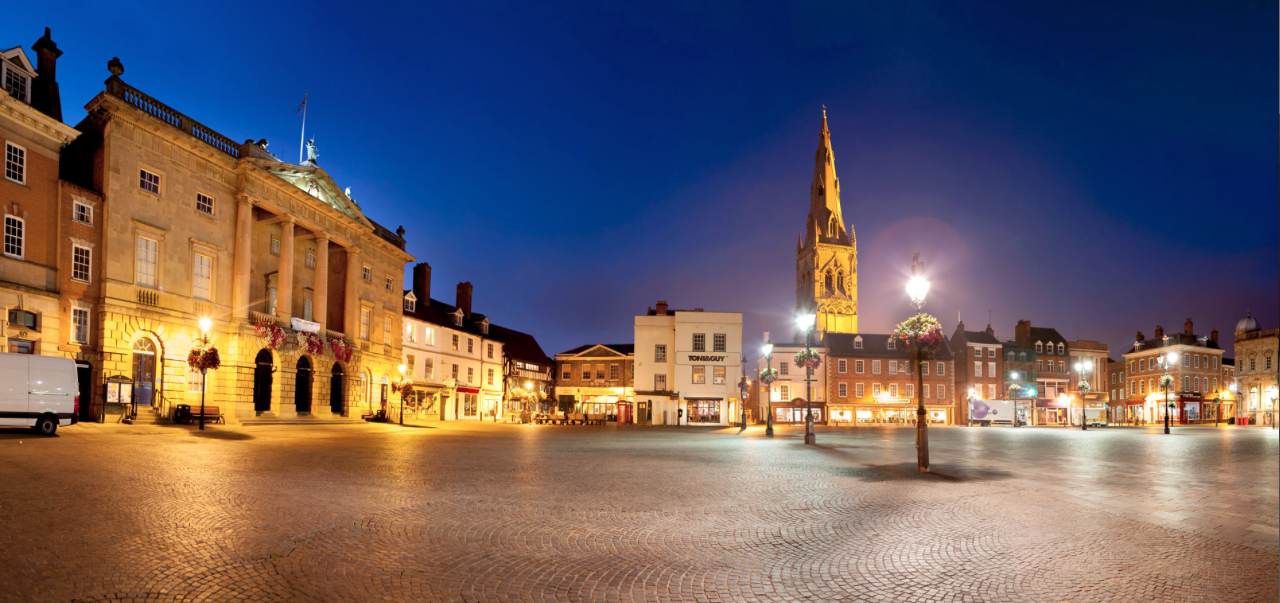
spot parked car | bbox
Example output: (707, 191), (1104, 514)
(0, 354), (80, 435)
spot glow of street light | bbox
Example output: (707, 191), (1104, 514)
(524, 381), (533, 389)
(762, 342), (773, 357)
(906, 275), (930, 304)
(198, 317), (212, 334)
(397, 364), (406, 376)
(795, 313), (815, 332)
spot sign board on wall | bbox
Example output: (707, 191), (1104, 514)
(676, 352), (741, 366)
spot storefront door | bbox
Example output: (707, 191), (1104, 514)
(132, 340), (156, 407)
(637, 401), (649, 424)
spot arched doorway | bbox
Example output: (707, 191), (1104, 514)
(330, 363), (345, 415)
(254, 349), (274, 413)
(295, 356), (313, 414)
(132, 339), (157, 407)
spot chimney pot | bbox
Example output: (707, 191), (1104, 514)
(1154, 325), (1164, 339)
(456, 282), (473, 317)
(30, 27), (63, 120)
(1136, 331), (1145, 342)
(1210, 328), (1219, 344)
(655, 300), (668, 316)
(1184, 318), (1194, 334)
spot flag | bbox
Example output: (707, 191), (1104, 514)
(297, 94), (307, 115)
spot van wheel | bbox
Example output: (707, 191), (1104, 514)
(35, 415), (58, 436)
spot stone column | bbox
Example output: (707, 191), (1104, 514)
(277, 218), (295, 322)
(345, 247), (362, 338)
(231, 196), (253, 318)
(313, 235), (329, 331)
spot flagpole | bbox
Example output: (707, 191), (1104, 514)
(298, 93), (308, 164)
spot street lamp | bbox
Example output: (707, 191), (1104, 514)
(1073, 359), (1093, 431)
(795, 311), (817, 445)
(762, 342), (775, 437)
(906, 263), (930, 472)
(1156, 351), (1177, 435)
(197, 317), (212, 431)
(397, 364), (407, 425)
(739, 356), (749, 430)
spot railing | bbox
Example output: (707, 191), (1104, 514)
(137, 288), (160, 307)
(106, 76), (240, 159)
(249, 311), (281, 328)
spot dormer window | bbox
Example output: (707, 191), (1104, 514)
(404, 298), (415, 312)
(453, 312), (462, 327)
(887, 339), (895, 350)
(853, 336), (863, 349)
(1035, 341), (1043, 353)
(480, 321), (489, 335)
(1057, 343), (1065, 355)
(3, 64), (31, 103)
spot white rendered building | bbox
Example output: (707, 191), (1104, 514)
(633, 301), (744, 426)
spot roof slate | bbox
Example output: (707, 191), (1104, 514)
(826, 333), (954, 360)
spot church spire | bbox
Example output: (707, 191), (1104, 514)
(805, 107), (847, 248)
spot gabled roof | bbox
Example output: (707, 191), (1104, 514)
(826, 333), (954, 360)
(0, 47), (36, 77)
(489, 324), (553, 367)
(558, 343), (635, 357)
(1126, 332), (1222, 355)
(1028, 327), (1067, 347)
(957, 330), (1001, 345)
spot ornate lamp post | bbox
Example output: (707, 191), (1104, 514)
(1073, 359), (1093, 430)
(761, 342), (776, 437)
(196, 318), (212, 430)
(794, 312), (818, 445)
(901, 254), (936, 472)
(738, 356), (749, 429)
(397, 364), (408, 425)
(1156, 351), (1178, 435)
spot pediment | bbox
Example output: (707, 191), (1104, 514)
(1, 48), (36, 76)
(259, 163), (367, 224)
(574, 344), (627, 358)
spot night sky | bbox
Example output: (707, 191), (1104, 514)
(9, 1), (1277, 358)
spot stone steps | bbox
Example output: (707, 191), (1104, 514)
(239, 416), (365, 426)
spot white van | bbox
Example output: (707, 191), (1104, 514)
(0, 354), (80, 435)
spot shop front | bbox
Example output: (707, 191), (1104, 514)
(1034, 397), (1069, 425)
(772, 399), (825, 425)
(684, 397), (723, 424)
(849, 400), (950, 426)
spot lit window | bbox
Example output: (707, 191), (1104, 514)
(693, 366), (706, 384)
(889, 384), (898, 398)
(5, 142), (25, 184)
(136, 236), (158, 288)
(404, 323), (416, 343)
(488, 368), (495, 385)
(192, 253), (211, 301)
(71, 307), (90, 345)
(4, 215), (24, 259)
(423, 358), (433, 379)
(713, 366), (726, 384)
(139, 168), (161, 194)
(73, 201), (93, 225)
(359, 307), (371, 340)
(383, 316), (391, 344)
(467, 367), (474, 384)
(905, 384), (914, 399)
(452, 334), (459, 350)
(72, 246), (91, 283)
(196, 193), (214, 215)
(780, 384), (791, 400)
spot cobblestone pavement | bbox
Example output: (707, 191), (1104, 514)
(0, 421), (1275, 603)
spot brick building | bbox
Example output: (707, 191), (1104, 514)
(1012, 320), (1073, 425)
(1066, 340), (1108, 426)
(1119, 319), (1227, 425)
(1106, 358), (1126, 424)
(949, 321), (1003, 423)
(825, 332), (956, 426)
(553, 343), (635, 421)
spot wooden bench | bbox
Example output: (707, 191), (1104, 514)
(586, 413), (606, 425)
(177, 404), (223, 424)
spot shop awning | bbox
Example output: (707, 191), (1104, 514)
(456, 387), (480, 394)
(684, 397), (723, 401)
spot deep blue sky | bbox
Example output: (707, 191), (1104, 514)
(9, 1), (1277, 358)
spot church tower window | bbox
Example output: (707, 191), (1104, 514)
(824, 271), (833, 293)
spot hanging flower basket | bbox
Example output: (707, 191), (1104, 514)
(390, 380), (414, 395)
(1007, 383), (1023, 397)
(892, 313), (945, 359)
(1077, 379), (1091, 394)
(255, 324), (287, 350)
(794, 348), (821, 369)
(329, 337), (354, 363)
(1159, 375), (1174, 388)
(296, 330), (326, 355)
(186, 345), (221, 371)
(759, 368), (779, 385)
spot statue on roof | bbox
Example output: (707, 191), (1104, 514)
(303, 138), (319, 166)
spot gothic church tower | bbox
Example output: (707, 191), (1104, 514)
(796, 109), (857, 341)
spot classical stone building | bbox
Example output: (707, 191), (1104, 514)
(1118, 320), (1228, 425)
(1233, 311), (1277, 425)
(795, 110), (857, 341)
(60, 58), (413, 423)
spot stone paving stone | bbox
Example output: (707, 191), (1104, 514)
(0, 422), (1274, 602)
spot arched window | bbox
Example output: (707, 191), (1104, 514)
(836, 271), (844, 291)
(824, 271), (833, 292)
(133, 338), (156, 353)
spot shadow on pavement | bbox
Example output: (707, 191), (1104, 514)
(853, 462), (1015, 482)
(189, 429), (255, 441)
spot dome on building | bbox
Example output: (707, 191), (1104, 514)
(1235, 310), (1260, 333)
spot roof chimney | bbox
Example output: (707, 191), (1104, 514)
(456, 282), (473, 318)
(30, 27), (63, 120)
(655, 300), (668, 316)
(1135, 331), (1145, 342)
(986, 324), (995, 336)
(412, 263), (431, 305)
(1184, 318), (1194, 334)
(1015, 320), (1031, 346)
(1210, 328), (1219, 345)
(1154, 325), (1164, 339)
